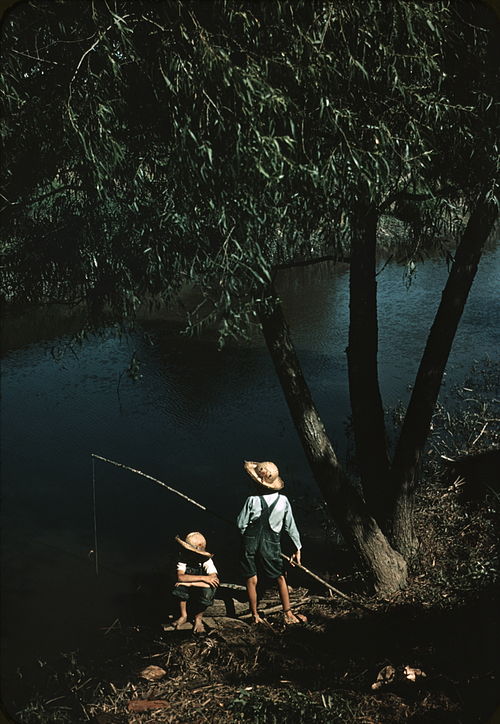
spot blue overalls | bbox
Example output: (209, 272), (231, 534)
(240, 494), (284, 580)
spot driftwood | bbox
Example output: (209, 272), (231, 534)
(128, 699), (170, 711)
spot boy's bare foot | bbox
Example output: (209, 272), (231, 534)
(193, 619), (206, 634)
(283, 609), (307, 625)
(252, 613), (266, 625)
(172, 615), (188, 629)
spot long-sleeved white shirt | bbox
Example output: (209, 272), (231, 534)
(237, 492), (302, 550)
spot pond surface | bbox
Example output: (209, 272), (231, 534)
(1, 246), (499, 704)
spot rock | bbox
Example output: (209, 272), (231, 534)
(204, 600), (228, 617)
(202, 616), (217, 629)
(162, 621), (192, 631)
(371, 664), (427, 690)
(211, 617), (251, 642)
(205, 598), (248, 617)
(371, 665), (396, 690)
(213, 616), (251, 629)
(138, 665), (167, 681)
(403, 665), (427, 682)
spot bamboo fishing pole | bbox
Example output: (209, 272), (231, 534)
(91, 453), (373, 612)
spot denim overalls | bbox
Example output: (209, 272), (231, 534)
(240, 494), (284, 579)
(172, 559), (216, 607)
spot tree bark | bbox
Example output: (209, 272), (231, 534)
(259, 299), (407, 597)
(389, 191), (498, 556)
(347, 206), (391, 525)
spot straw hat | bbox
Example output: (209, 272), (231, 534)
(175, 532), (213, 558)
(244, 460), (284, 491)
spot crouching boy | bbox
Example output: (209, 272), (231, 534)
(172, 531), (219, 633)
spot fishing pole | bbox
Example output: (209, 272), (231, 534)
(91, 453), (373, 612)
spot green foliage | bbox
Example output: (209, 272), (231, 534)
(389, 360), (500, 597)
(229, 687), (361, 723)
(1, 1), (498, 340)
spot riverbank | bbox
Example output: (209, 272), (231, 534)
(5, 464), (499, 724)
(6, 577), (499, 724)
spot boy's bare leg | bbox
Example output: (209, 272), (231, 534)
(173, 599), (188, 628)
(277, 575), (306, 623)
(193, 611), (206, 633)
(246, 575), (264, 624)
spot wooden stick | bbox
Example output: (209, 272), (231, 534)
(91, 453), (373, 611)
(238, 597), (310, 619)
(91, 453), (209, 512)
(281, 555), (373, 612)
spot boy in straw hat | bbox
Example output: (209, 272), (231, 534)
(237, 461), (307, 625)
(172, 531), (219, 633)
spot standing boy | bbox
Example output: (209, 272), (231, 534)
(172, 531), (219, 633)
(237, 460), (307, 625)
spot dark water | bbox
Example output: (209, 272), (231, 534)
(1, 247), (499, 704)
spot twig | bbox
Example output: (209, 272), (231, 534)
(71, 27), (111, 82)
(71, 677), (93, 693)
(11, 48), (58, 65)
(238, 597), (310, 619)
(471, 422), (488, 447)
(103, 617), (120, 635)
(281, 555), (374, 613)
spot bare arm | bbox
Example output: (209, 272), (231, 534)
(177, 571), (219, 587)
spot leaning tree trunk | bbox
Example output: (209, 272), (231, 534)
(259, 298), (407, 597)
(347, 206), (391, 526)
(389, 191), (499, 557)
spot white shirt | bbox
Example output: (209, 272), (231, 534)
(236, 492), (302, 550)
(177, 558), (217, 574)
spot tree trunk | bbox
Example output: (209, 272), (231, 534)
(347, 207), (391, 525)
(389, 191), (498, 556)
(259, 299), (407, 597)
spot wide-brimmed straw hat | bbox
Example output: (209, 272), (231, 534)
(244, 460), (284, 491)
(175, 532), (213, 558)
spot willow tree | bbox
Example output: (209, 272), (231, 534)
(1, 0), (498, 594)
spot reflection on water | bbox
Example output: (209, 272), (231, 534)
(1, 246), (499, 699)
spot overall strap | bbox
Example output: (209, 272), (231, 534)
(186, 560), (204, 575)
(259, 494), (280, 524)
(267, 493), (280, 516)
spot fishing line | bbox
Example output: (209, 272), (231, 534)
(92, 455), (99, 576)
